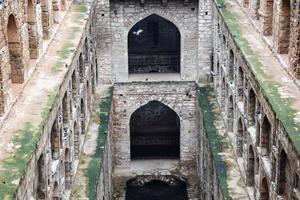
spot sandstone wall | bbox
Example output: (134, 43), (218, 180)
(111, 82), (199, 199)
(93, 0), (213, 83)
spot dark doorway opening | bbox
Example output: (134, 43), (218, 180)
(128, 14), (180, 74)
(126, 178), (188, 200)
(130, 101), (180, 159)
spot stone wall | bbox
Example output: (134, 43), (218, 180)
(0, 0), (65, 116)
(93, 0), (213, 83)
(111, 82), (199, 199)
(12, 8), (99, 199)
(238, 0), (300, 79)
(212, 1), (300, 199)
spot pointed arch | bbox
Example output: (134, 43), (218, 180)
(128, 14), (180, 74)
(7, 14), (24, 84)
(260, 177), (269, 200)
(130, 101), (180, 159)
(261, 116), (271, 156)
(247, 145), (255, 185)
(227, 95), (234, 131)
(236, 117), (244, 156)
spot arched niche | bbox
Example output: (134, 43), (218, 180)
(130, 101), (180, 159)
(128, 14), (180, 74)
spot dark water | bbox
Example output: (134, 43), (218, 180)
(126, 180), (188, 200)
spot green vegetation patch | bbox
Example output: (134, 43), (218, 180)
(198, 86), (232, 200)
(0, 91), (58, 199)
(52, 4), (87, 74)
(216, 2), (300, 153)
(85, 87), (113, 199)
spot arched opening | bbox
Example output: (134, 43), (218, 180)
(261, 116), (271, 156)
(128, 14), (180, 74)
(236, 118), (244, 156)
(74, 121), (80, 159)
(37, 154), (46, 199)
(84, 38), (89, 62)
(278, 0), (290, 54)
(229, 50), (234, 81)
(221, 78), (226, 108)
(130, 101), (180, 159)
(79, 53), (84, 81)
(237, 67), (244, 101)
(71, 70), (77, 99)
(80, 99), (85, 134)
(27, 0), (39, 59)
(126, 178), (188, 200)
(256, 157), (260, 175)
(248, 89), (256, 126)
(260, 177), (269, 200)
(65, 148), (72, 189)
(227, 96), (234, 132)
(52, 181), (59, 200)
(41, 0), (50, 39)
(278, 149), (288, 196)
(50, 120), (59, 159)
(247, 145), (255, 185)
(7, 15), (24, 86)
(62, 92), (70, 125)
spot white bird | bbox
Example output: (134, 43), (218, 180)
(133, 29), (143, 36)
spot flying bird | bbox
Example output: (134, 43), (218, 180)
(133, 29), (143, 36)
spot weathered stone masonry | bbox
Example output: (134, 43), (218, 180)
(211, 0), (300, 198)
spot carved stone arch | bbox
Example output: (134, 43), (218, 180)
(129, 100), (180, 159)
(127, 14), (181, 74)
(126, 11), (183, 33)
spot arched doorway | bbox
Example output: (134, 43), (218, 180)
(278, 149), (288, 196)
(37, 153), (46, 199)
(261, 116), (271, 156)
(227, 96), (234, 131)
(52, 181), (59, 200)
(65, 148), (72, 189)
(7, 15), (24, 85)
(247, 145), (255, 185)
(130, 101), (180, 159)
(260, 177), (269, 200)
(126, 178), (188, 200)
(128, 14), (180, 74)
(248, 89), (256, 126)
(236, 118), (244, 157)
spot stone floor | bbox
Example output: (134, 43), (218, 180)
(224, 0), (300, 117)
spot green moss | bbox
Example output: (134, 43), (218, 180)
(85, 87), (113, 199)
(74, 3), (88, 13)
(0, 90), (58, 198)
(0, 122), (37, 199)
(198, 86), (232, 200)
(216, 2), (300, 153)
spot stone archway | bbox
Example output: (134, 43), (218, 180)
(128, 14), (180, 74)
(236, 117), (244, 157)
(7, 14), (25, 85)
(260, 177), (269, 200)
(130, 100), (180, 159)
(247, 145), (255, 185)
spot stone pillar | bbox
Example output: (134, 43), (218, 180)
(289, 0), (300, 78)
(93, 0), (112, 84)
